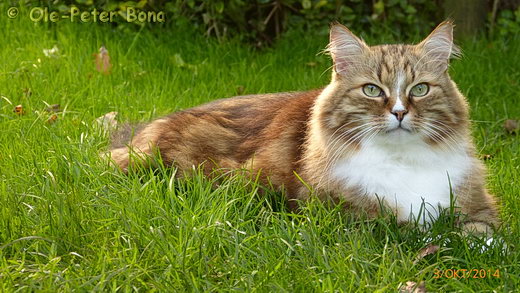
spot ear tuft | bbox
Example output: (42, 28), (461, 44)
(419, 21), (461, 69)
(326, 23), (368, 75)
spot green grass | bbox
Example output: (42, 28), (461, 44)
(1, 7), (519, 292)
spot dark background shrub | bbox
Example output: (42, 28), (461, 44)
(8, 0), (520, 45)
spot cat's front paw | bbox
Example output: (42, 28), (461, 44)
(461, 222), (508, 252)
(468, 236), (508, 253)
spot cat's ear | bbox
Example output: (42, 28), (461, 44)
(327, 23), (368, 75)
(418, 21), (461, 70)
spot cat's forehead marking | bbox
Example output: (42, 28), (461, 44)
(393, 71), (406, 111)
(373, 44), (417, 88)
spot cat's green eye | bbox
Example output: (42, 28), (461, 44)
(362, 84), (383, 97)
(410, 83), (429, 97)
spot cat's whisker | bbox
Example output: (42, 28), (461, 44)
(327, 123), (379, 161)
(418, 118), (465, 150)
(328, 124), (385, 177)
(319, 126), (373, 185)
(416, 120), (464, 153)
(416, 121), (449, 144)
(324, 120), (370, 154)
(418, 124), (451, 152)
(320, 124), (382, 185)
(352, 126), (383, 154)
(323, 121), (374, 162)
(318, 124), (380, 189)
(324, 118), (367, 144)
(421, 117), (461, 132)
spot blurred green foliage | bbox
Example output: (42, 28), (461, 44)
(9, 0), (520, 44)
(494, 6), (520, 37)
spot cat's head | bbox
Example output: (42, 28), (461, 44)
(318, 21), (469, 149)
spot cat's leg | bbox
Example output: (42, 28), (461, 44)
(456, 162), (500, 236)
(460, 192), (506, 252)
(460, 204), (498, 236)
(459, 188), (499, 236)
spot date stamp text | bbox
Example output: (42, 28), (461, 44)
(433, 268), (500, 279)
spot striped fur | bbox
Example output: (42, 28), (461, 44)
(109, 22), (499, 234)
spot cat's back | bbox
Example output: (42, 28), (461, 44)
(133, 89), (322, 171)
(165, 89), (321, 136)
(181, 90), (319, 120)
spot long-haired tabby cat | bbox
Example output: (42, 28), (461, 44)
(109, 21), (499, 234)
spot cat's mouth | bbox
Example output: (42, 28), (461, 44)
(386, 125), (412, 133)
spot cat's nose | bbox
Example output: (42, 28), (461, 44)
(391, 110), (408, 122)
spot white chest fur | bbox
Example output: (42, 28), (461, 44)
(331, 134), (472, 223)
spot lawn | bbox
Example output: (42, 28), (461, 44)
(0, 7), (519, 292)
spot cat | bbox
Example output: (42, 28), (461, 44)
(109, 21), (499, 234)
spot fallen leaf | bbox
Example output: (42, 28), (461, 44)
(504, 119), (518, 134)
(413, 244), (439, 264)
(45, 104), (61, 113)
(94, 46), (112, 75)
(399, 281), (426, 293)
(481, 154), (493, 160)
(95, 111), (118, 132)
(43, 45), (60, 58)
(14, 104), (25, 115)
(236, 85), (245, 95)
(46, 114), (58, 124)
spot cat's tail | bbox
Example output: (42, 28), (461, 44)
(103, 118), (169, 172)
(93, 110), (146, 172)
(104, 122), (146, 172)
